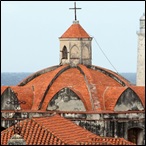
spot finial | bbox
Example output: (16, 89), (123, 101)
(69, 1), (81, 21)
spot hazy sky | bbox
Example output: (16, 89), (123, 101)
(1, 1), (145, 73)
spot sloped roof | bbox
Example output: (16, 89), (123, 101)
(103, 86), (127, 111)
(1, 114), (99, 145)
(1, 86), (8, 94)
(1, 86), (33, 110)
(10, 86), (33, 109)
(80, 137), (136, 145)
(1, 65), (144, 112)
(60, 22), (90, 38)
(4, 64), (139, 111)
(99, 86), (145, 111)
(1, 114), (135, 145)
(129, 86), (145, 107)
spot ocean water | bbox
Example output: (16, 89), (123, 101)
(1, 72), (32, 86)
(1, 72), (136, 86)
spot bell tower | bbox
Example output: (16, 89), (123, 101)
(59, 2), (92, 67)
(136, 13), (145, 86)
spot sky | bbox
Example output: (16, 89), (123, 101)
(1, 1), (145, 73)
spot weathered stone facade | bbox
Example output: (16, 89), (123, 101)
(59, 21), (92, 66)
(1, 85), (145, 145)
(47, 88), (86, 111)
(1, 7), (145, 145)
(1, 111), (145, 145)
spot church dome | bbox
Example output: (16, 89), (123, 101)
(17, 64), (133, 111)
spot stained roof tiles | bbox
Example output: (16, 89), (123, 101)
(1, 114), (135, 145)
(1, 64), (144, 111)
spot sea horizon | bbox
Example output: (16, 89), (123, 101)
(1, 72), (136, 86)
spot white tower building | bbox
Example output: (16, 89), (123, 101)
(136, 13), (145, 86)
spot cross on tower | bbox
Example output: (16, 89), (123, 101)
(69, 2), (81, 21)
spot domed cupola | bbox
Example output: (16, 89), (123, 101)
(59, 2), (93, 67)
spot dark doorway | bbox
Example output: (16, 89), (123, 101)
(128, 128), (143, 145)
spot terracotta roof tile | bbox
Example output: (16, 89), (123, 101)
(78, 64), (101, 110)
(1, 115), (135, 145)
(1, 86), (33, 110)
(81, 137), (135, 145)
(10, 86), (33, 109)
(90, 65), (132, 86)
(130, 86), (145, 107)
(41, 67), (92, 111)
(60, 23), (90, 38)
(1, 115), (98, 145)
(103, 86), (127, 111)
(1, 65), (144, 112)
(1, 86), (8, 94)
(24, 65), (69, 110)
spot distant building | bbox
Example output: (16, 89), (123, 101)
(1, 2), (145, 145)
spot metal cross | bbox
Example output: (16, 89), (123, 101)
(6, 92), (26, 134)
(69, 1), (81, 21)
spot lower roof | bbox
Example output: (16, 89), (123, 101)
(1, 114), (135, 145)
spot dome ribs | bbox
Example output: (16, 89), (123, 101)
(77, 64), (100, 111)
(18, 65), (60, 86)
(38, 65), (71, 110)
(89, 65), (132, 87)
(41, 67), (92, 111)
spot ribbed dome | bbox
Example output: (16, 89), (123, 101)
(17, 64), (134, 111)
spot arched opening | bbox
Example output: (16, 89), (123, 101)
(62, 46), (68, 59)
(128, 127), (144, 145)
(47, 88), (86, 111)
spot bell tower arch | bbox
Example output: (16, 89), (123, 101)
(59, 2), (92, 67)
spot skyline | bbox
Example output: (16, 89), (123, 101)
(1, 1), (145, 73)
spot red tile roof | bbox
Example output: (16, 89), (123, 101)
(1, 86), (8, 94)
(10, 86), (33, 110)
(1, 86), (33, 110)
(23, 64), (135, 111)
(1, 114), (135, 145)
(60, 22), (90, 38)
(96, 85), (145, 111)
(41, 67), (92, 111)
(86, 137), (135, 145)
(1, 114), (99, 145)
(103, 86), (127, 111)
(24, 65), (69, 110)
(90, 65), (132, 86)
(129, 86), (145, 107)
(1, 65), (144, 112)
